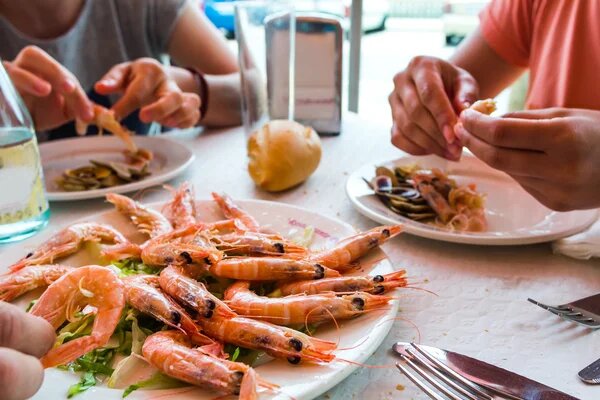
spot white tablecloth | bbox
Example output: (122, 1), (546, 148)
(3, 113), (599, 399)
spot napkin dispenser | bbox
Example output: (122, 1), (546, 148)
(266, 13), (343, 135)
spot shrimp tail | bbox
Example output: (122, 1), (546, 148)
(239, 368), (258, 400)
(101, 242), (142, 261)
(41, 335), (101, 368)
(0, 286), (24, 302)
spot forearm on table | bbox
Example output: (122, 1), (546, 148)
(450, 27), (525, 99)
(168, 66), (242, 128)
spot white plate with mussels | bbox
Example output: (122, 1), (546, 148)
(40, 136), (194, 201)
(346, 154), (598, 245)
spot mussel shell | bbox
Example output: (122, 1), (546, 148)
(372, 175), (393, 193)
(375, 166), (399, 186)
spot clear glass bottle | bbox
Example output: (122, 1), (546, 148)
(0, 61), (50, 243)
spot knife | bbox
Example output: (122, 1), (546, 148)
(393, 342), (580, 400)
(579, 356), (600, 384)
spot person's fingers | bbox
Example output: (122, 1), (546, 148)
(459, 109), (564, 151)
(390, 123), (429, 156)
(156, 94), (201, 128)
(451, 69), (479, 113)
(0, 348), (45, 400)
(94, 62), (131, 95)
(0, 302), (55, 357)
(502, 108), (572, 120)
(455, 122), (549, 177)
(398, 81), (448, 149)
(3, 62), (51, 97)
(411, 67), (458, 144)
(139, 91), (184, 123)
(110, 74), (157, 120)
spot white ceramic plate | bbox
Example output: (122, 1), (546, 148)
(4, 200), (398, 400)
(346, 155), (598, 245)
(40, 136), (195, 201)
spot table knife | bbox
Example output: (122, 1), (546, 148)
(393, 342), (580, 400)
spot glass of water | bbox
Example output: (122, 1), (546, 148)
(0, 60), (50, 243)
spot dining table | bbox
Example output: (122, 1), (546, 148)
(3, 112), (599, 400)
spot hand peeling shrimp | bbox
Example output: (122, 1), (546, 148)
(123, 274), (221, 353)
(106, 193), (172, 238)
(277, 270), (408, 296)
(224, 281), (392, 325)
(212, 193), (260, 231)
(9, 223), (129, 272)
(209, 257), (340, 281)
(76, 104), (138, 153)
(143, 330), (274, 399)
(30, 266), (125, 368)
(311, 225), (402, 271)
(162, 182), (197, 229)
(0, 265), (74, 302)
(159, 265), (236, 319)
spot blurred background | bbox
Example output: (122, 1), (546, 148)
(200, 0), (524, 124)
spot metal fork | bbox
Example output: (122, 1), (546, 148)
(394, 343), (499, 400)
(527, 293), (600, 328)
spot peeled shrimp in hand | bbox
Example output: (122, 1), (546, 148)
(106, 193), (172, 238)
(76, 104), (138, 153)
(143, 331), (273, 399)
(123, 274), (221, 353)
(9, 222), (129, 272)
(30, 265), (125, 368)
(224, 281), (392, 325)
(0, 264), (74, 302)
(311, 225), (402, 271)
(277, 269), (408, 296)
(209, 257), (340, 281)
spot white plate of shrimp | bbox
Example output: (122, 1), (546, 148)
(1, 184), (406, 399)
(346, 154), (598, 245)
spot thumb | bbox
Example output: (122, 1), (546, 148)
(452, 71), (479, 113)
(94, 62), (131, 94)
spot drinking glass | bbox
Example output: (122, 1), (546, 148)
(0, 60), (50, 243)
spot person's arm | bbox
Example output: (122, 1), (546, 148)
(166, 1), (241, 127)
(450, 27), (525, 99)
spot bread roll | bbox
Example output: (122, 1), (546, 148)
(247, 120), (322, 192)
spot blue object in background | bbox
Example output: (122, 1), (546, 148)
(203, 0), (237, 38)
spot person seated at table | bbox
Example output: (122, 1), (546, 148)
(0, 0), (241, 140)
(388, 0), (600, 212)
(0, 302), (55, 400)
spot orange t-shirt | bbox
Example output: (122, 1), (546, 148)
(479, 0), (600, 110)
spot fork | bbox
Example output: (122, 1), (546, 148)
(527, 293), (600, 328)
(394, 343), (500, 400)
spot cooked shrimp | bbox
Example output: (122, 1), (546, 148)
(158, 265), (236, 319)
(277, 270), (408, 296)
(0, 265), (74, 302)
(412, 174), (455, 223)
(141, 224), (223, 267)
(224, 281), (392, 325)
(212, 193), (260, 231)
(76, 104), (138, 153)
(311, 225), (402, 271)
(210, 232), (308, 257)
(469, 98), (497, 115)
(143, 331), (272, 399)
(209, 257), (340, 281)
(9, 223), (129, 272)
(201, 315), (336, 364)
(162, 182), (197, 229)
(30, 266), (125, 368)
(106, 193), (172, 238)
(123, 275), (220, 351)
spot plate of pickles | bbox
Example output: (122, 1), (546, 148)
(40, 135), (194, 201)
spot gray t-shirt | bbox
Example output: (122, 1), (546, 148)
(0, 0), (186, 97)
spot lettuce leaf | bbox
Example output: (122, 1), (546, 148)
(111, 259), (159, 277)
(67, 371), (96, 398)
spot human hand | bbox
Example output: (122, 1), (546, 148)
(0, 301), (55, 400)
(456, 107), (600, 211)
(389, 56), (479, 160)
(95, 58), (201, 128)
(3, 46), (94, 132)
